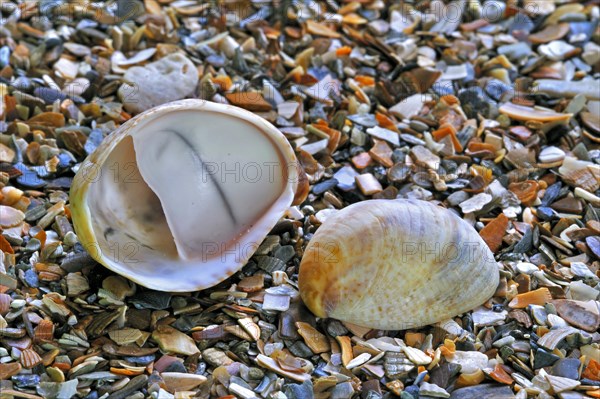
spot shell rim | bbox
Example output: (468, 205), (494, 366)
(70, 99), (299, 292)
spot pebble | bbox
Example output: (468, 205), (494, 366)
(551, 358), (581, 380)
(410, 145), (440, 170)
(539, 146), (566, 163)
(586, 236), (600, 259)
(429, 362), (461, 389)
(161, 372), (207, 392)
(330, 382), (355, 399)
(446, 351), (489, 374)
(12, 374), (40, 388)
(0, 143), (15, 163)
(534, 348), (560, 369)
(553, 299), (600, 332)
(366, 126), (400, 146)
(389, 94), (432, 119)
(151, 325), (199, 356)
(333, 166), (359, 191)
(419, 382), (450, 398)
(448, 384), (515, 399)
(107, 375), (148, 399)
(312, 179), (338, 195)
(498, 42), (532, 60)
(459, 193), (493, 214)
(356, 173), (382, 195)
(262, 293), (290, 311)
(472, 307), (508, 327)
(118, 54), (199, 114)
(458, 87), (498, 119)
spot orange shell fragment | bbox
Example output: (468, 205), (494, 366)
(306, 20), (341, 38)
(583, 359), (600, 381)
(509, 180), (540, 206)
(479, 213), (509, 253)
(432, 123), (463, 152)
(509, 287), (553, 308)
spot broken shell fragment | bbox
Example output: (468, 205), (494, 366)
(499, 102), (572, 122)
(298, 199), (499, 330)
(71, 100), (299, 292)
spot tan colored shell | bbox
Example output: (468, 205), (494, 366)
(298, 199), (499, 330)
(71, 99), (299, 292)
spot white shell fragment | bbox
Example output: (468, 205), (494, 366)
(71, 99), (299, 292)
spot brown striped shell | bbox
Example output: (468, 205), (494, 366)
(298, 199), (499, 330)
(20, 348), (43, 369)
(33, 319), (55, 344)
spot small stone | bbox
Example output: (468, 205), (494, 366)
(0, 362), (22, 380)
(449, 384), (515, 399)
(493, 336), (515, 348)
(330, 381), (354, 399)
(366, 126), (400, 146)
(312, 179), (338, 195)
(229, 382), (259, 399)
(39, 379), (80, 399)
(333, 166), (359, 191)
(390, 94), (432, 119)
(479, 213), (509, 253)
(368, 19), (390, 35)
(419, 382), (450, 398)
(66, 272), (89, 296)
(0, 143), (15, 163)
(472, 306), (508, 327)
(152, 325), (199, 356)
(107, 375), (148, 399)
(352, 152), (373, 169)
(226, 92), (272, 112)
(534, 348), (560, 369)
(539, 40), (576, 61)
(553, 299), (600, 332)
(369, 140), (394, 168)
(118, 54), (199, 114)
(537, 206), (557, 221)
(551, 358), (581, 380)
(54, 57), (79, 80)
(356, 173), (383, 195)
(410, 145), (441, 170)
(402, 346), (431, 365)
(498, 42), (532, 60)
(202, 348), (233, 367)
(545, 373), (581, 393)
(12, 374), (40, 388)
(551, 196), (583, 214)
(296, 322), (330, 354)
(539, 146), (566, 163)
(284, 381), (314, 399)
(459, 193), (493, 214)
(446, 351), (489, 374)
(429, 362), (461, 389)
(161, 372), (207, 393)
(517, 262), (539, 275)
(103, 276), (136, 300)
(567, 281), (599, 301)
(273, 245), (296, 263)
(109, 328), (143, 346)
(586, 236), (600, 259)
(458, 87), (498, 119)
(300, 139), (329, 155)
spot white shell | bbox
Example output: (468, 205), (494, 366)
(71, 99), (298, 292)
(298, 199), (499, 330)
